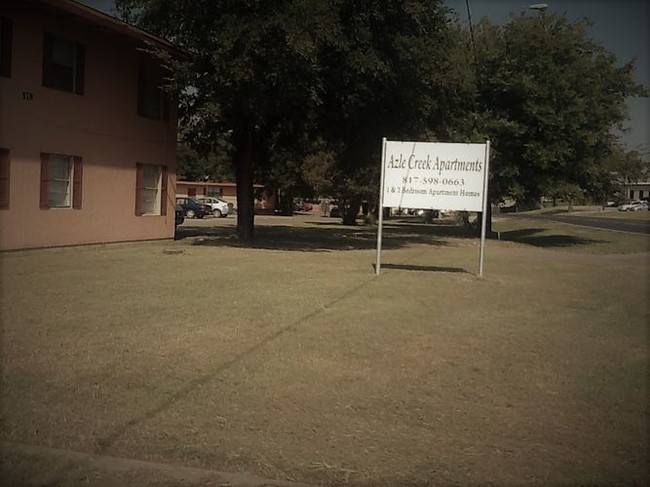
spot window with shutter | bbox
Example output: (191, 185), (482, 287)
(49, 155), (72, 207)
(135, 163), (163, 215)
(40, 153), (83, 209)
(137, 61), (169, 120)
(42, 32), (84, 94)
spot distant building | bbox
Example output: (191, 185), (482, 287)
(621, 179), (650, 201)
(175, 181), (277, 214)
(176, 181), (240, 209)
(0, 0), (182, 250)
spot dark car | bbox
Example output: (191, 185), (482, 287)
(175, 197), (206, 219)
(175, 204), (185, 227)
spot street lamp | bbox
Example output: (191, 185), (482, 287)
(528, 3), (549, 13)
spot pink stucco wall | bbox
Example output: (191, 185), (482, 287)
(0, 2), (178, 250)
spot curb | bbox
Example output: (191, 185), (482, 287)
(1, 441), (320, 487)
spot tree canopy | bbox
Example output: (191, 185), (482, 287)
(472, 13), (646, 208)
(310, 1), (471, 223)
(117, 0), (470, 230)
(118, 0), (332, 239)
(117, 1), (646, 237)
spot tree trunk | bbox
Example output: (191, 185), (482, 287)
(476, 203), (494, 237)
(461, 210), (471, 230)
(342, 196), (361, 226)
(279, 189), (294, 215)
(485, 202), (493, 235)
(235, 120), (255, 241)
(423, 210), (436, 224)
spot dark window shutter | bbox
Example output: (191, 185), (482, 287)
(42, 32), (53, 87)
(0, 149), (9, 208)
(135, 163), (143, 216)
(40, 153), (50, 209)
(137, 63), (145, 117)
(160, 166), (168, 216)
(0, 17), (13, 78)
(72, 156), (83, 209)
(75, 42), (85, 95)
(162, 90), (170, 121)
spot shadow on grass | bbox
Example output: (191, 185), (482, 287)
(93, 267), (380, 456)
(376, 263), (469, 274)
(499, 228), (606, 248)
(176, 217), (611, 252)
(175, 220), (481, 252)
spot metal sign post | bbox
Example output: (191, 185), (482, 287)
(375, 138), (388, 275)
(478, 140), (490, 278)
(375, 139), (491, 277)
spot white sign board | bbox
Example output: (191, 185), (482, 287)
(382, 141), (488, 212)
(376, 139), (491, 277)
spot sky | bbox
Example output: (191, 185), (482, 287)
(81, 0), (649, 155)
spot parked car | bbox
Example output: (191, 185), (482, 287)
(293, 199), (314, 212)
(175, 197), (206, 219)
(194, 196), (230, 217)
(174, 204), (185, 227)
(618, 200), (648, 211)
(628, 201), (649, 211)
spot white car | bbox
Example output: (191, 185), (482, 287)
(628, 201), (649, 211)
(619, 201), (648, 211)
(195, 196), (230, 217)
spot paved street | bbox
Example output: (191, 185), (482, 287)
(501, 212), (650, 235)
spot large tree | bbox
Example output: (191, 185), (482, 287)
(471, 13), (646, 212)
(312, 1), (470, 224)
(118, 2), (644, 238)
(117, 0), (332, 240)
(118, 0), (468, 230)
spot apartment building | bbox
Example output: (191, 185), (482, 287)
(0, 0), (181, 250)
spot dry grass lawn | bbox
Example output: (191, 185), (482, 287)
(1, 213), (648, 486)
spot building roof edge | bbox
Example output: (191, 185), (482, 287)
(39, 0), (187, 57)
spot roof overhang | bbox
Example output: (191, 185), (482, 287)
(37, 0), (188, 58)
